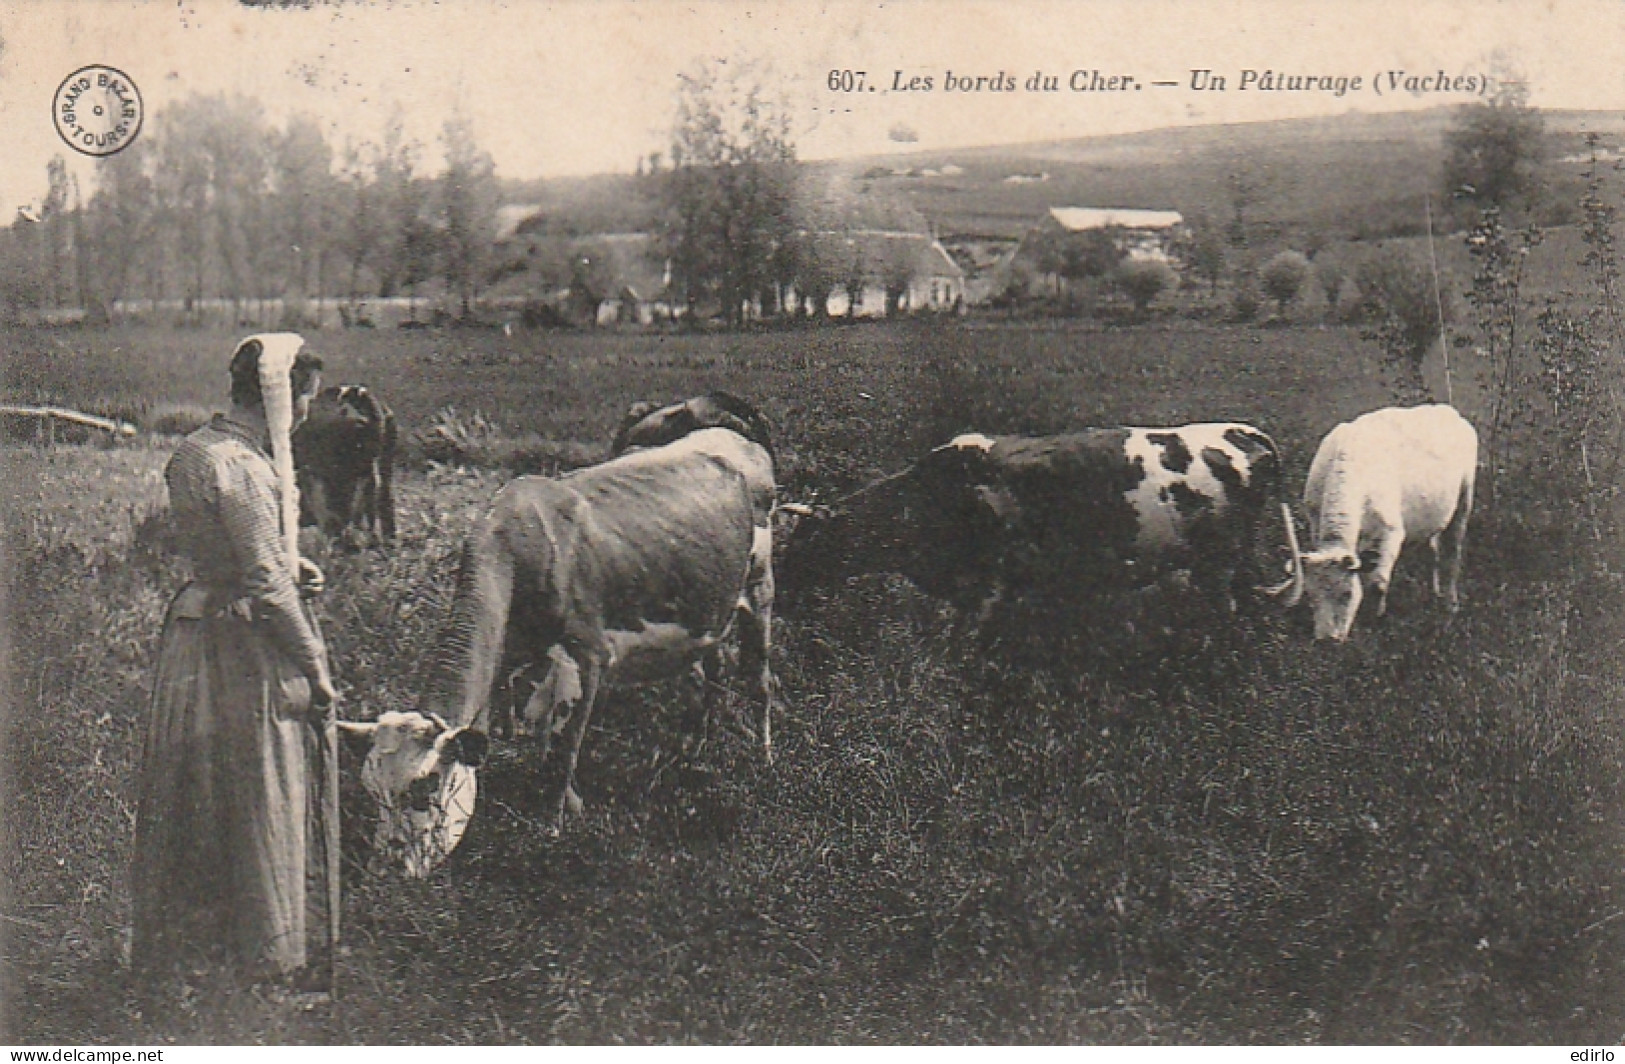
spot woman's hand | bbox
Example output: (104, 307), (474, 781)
(311, 674), (339, 713)
(297, 558), (326, 599)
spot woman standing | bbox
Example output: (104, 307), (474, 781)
(131, 334), (340, 994)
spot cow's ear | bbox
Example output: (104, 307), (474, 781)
(442, 727), (489, 767)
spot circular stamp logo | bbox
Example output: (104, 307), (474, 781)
(53, 65), (143, 157)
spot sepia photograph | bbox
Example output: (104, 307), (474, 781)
(2, 0), (1623, 1046)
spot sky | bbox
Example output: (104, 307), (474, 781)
(0, 0), (1622, 212)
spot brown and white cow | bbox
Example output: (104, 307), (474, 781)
(294, 384), (397, 544)
(778, 422), (1287, 621)
(340, 427), (776, 875)
(1271, 404), (1477, 642)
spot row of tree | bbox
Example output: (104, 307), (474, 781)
(0, 64), (1549, 328)
(1, 94), (501, 324)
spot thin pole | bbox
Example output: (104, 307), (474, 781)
(1425, 194), (1454, 407)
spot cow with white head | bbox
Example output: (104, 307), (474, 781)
(340, 423), (776, 876)
(1270, 404), (1478, 641)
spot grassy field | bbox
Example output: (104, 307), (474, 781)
(3, 315), (1624, 1044)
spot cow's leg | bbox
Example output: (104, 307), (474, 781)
(551, 654), (603, 835)
(740, 543), (776, 764)
(377, 456), (397, 543)
(360, 467), (379, 533)
(1366, 529), (1406, 618)
(1440, 481), (1474, 611)
(307, 477), (336, 537)
(736, 606), (772, 763)
(680, 650), (722, 757)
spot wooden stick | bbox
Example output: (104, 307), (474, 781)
(0, 404), (137, 437)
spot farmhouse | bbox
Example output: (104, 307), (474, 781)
(489, 221), (676, 326)
(792, 230), (966, 317)
(1023, 206), (1186, 264)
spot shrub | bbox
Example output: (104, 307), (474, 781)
(1316, 260), (1346, 315)
(1112, 259), (1177, 317)
(145, 403), (215, 436)
(1260, 250), (1312, 317)
(1230, 280), (1261, 323)
(1353, 245), (1454, 400)
(415, 405), (599, 475)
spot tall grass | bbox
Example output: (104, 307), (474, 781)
(4, 318), (1624, 1043)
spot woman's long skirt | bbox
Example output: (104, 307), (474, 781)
(130, 588), (336, 982)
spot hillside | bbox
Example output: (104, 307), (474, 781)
(501, 107), (1625, 248)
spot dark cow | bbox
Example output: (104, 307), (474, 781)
(339, 427), (776, 875)
(294, 385), (397, 544)
(611, 392), (775, 461)
(778, 423), (1287, 621)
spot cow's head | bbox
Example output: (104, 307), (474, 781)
(1260, 504), (1376, 642)
(337, 711), (488, 877)
(1299, 548), (1377, 642)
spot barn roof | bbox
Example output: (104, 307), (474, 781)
(1047, 207), (1184, 231)
(495, 204), (544, 242)
(805, 230), (966, 281)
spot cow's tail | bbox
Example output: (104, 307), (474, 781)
(379, 411), (398, 543)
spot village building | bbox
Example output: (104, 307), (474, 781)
(1025, 207), (1186, 264)
(791, 230), (966, 318)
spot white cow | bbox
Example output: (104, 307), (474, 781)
(1274, 404), (1478, 641)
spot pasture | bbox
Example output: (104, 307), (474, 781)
(3, 317), (1623, 1044)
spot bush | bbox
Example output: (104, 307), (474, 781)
(1316, 260), (1346, 315)
(1112, 259), (1177, 317)
(415, 405), (599, 475)
(145, 403), (215, 437)
(1353, 245), (1454, 398)
(1231, 280), (1261, 323)
(1260, 250), (1312, 317)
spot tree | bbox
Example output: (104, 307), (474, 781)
(1176, 212), (1226, 296)
(41, 157), (73, 308)
(150, 98), (217, 318)
(568, 241), (617, 325)
(84, 141), (156, 322)
(397, 176), (439, 322)
(269, 113), (335, 324)
(1354, 245), (1454, 400)
(842, 245), (868, 317)
(660, 58), (797, 326)
(370, 108), (419, 301)
(1260, 250), (1312, 317)
(1020, 224), (1123, 302)
(1443, 77), (1545, 221)
(1114, 259), (1177, 318)
(788, 230), (836, 318)
(336, 140), (382, 320)
(1059, 227), (1126, 288)
(439, 110), (500, 318)
(1316, 259), (1346, 317)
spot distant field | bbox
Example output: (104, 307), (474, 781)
(1, 318), (1400, 486)
(4, 317), (1624, 1044)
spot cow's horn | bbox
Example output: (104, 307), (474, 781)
(335, 720), (379, 737)
(778, 502), (816, 517)
(1259, 502), (1305, 607)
